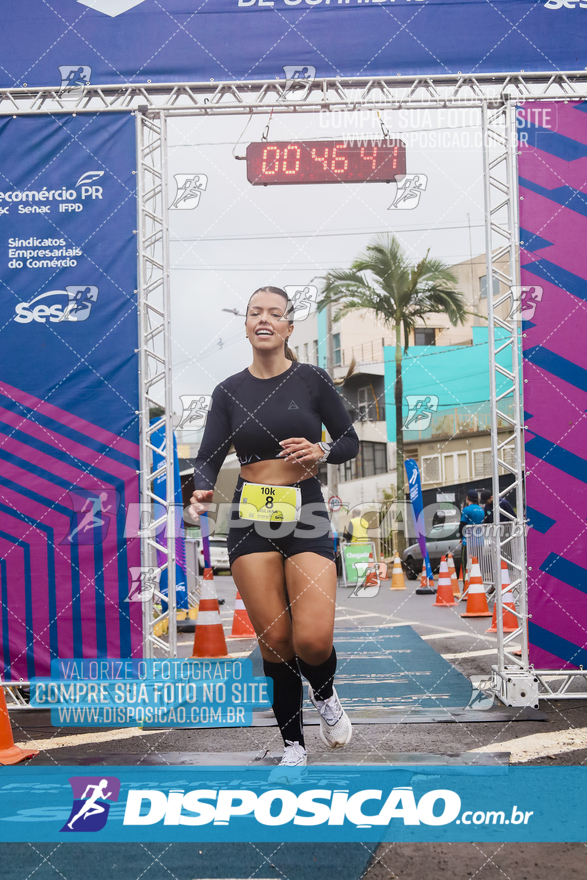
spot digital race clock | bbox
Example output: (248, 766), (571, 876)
(246, 139), (406, 186)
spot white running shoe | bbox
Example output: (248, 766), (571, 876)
(308, 685), (352, 749)
(269, 740), (307, 783)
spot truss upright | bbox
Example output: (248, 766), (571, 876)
(136, 110), (177, 658)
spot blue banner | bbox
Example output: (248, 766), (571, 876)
(0, 1), (583, 88)
(0, 113), (141, 679)
(29, 657), (272, 727)
(151, 422), (188, 609)
(0, 765), (585, 842)
(404, 458), (432, 581)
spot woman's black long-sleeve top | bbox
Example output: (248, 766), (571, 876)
(193, 361), (359, 491)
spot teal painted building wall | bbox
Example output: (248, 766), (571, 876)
(384, 327), (514, 443)
(317, 306), (328, 371)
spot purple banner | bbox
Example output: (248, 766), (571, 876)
(519, 101), (587, 670)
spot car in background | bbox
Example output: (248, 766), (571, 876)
(195, 535), (230, 573)
(402, 511), (463, 579)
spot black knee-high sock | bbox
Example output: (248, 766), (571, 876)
(262, 657), (305, 748)
(297, 646), (337, 701)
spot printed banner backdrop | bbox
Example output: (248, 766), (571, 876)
(0, 1), (584, 87)
(404, 458), (433, 581)
(0, 764), (586, 843)
(0, 113), (141, 680)
(519, 101), (587, 670)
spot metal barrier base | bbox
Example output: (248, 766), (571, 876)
(491, 666), (540, 709)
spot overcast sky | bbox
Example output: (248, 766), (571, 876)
(166, 107), (486, 427)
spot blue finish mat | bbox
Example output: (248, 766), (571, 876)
(252, 626), (473, 711)
(0, 843), (377, 880)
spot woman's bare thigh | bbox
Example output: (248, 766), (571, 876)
(231, 552), (293, 662)
(284, 552), (337, 665)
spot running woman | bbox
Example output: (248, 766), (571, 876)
(190, 286), (359, 770)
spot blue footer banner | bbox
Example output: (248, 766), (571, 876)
(0, 765), (585, 842)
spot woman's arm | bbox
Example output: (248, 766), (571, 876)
(192, 385), (233, 491)
(315, 368), (359, 464)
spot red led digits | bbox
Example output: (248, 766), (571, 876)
(283, 144), (301, 175)
(332, 144), (349, 173)
(311, 145), (329, 170)
(360, 145), (378, 170)
(246, 139), (406, 185)
(261, 145), (279, 176)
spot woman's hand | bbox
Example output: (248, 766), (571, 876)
(277, 437), (324, 464)
(189, 489), (214, 520)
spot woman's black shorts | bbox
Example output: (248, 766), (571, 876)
(227, 475), (335, 566)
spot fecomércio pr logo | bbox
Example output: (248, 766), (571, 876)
(61, 776), (121, 833)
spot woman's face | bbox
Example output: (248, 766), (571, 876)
(245, 291), (292, 354)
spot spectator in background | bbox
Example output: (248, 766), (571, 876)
(344, 514), (370, 543)
(459, 489), (485, 578)
(481, 489), (516, 523)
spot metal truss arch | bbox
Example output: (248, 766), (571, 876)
(5, 71), (587, 691)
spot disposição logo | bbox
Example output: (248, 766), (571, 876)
(61, 776), (121, 833)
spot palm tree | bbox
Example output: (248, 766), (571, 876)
(319, 234), (469, 548)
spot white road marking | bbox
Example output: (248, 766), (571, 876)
(441, 648), (498, 659)
(422, 631), (497, 642)
(15, 727), (163, 751)
(472, 728), (587, 763)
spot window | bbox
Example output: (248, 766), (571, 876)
(317, 462), (328, 486)
(333, 333), (341, 366)
(337, 443), (387, 481)
(313, 340), (318, 365)
(304, 342), (309, 362)
(442, 451), (468, 483)
(294, 346), (299, 359)
(474, 446), (515, 477)
(358, 387), (369, 421)
(473, 448), (492, 477)
(479, 275), (501, 299)
(414, 328), (436, 346)
(338, 458), (357, 483)
(421, 454), (441, 483)
(427, 522), (459, 540)
(356, 441), (388, 479)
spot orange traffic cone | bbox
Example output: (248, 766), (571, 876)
(486, 560), (518, 633)
(460, 560), (470, 602)
(229, 590), (256, 638)
(447, 552), (461, 598)
(416, 559), (435, 595)
(192, 568), (229, 658)
(390, 553), (406, 591)
(433, 556), (456, 606)
(461, 557), (491, 617)
(0, 684), (38, 765)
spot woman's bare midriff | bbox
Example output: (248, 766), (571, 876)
(240, 459), (318, 486)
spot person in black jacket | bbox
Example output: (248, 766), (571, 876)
(480, 488), (516, 523)
(190, 286), (359, 773)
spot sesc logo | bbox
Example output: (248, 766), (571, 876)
(14, 286), (99, 324)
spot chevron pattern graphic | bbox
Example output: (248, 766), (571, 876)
(519, 101), (587, 669)
(0, 381), (142, 681)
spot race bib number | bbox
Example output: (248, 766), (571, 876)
(239, 482), (301, 523)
